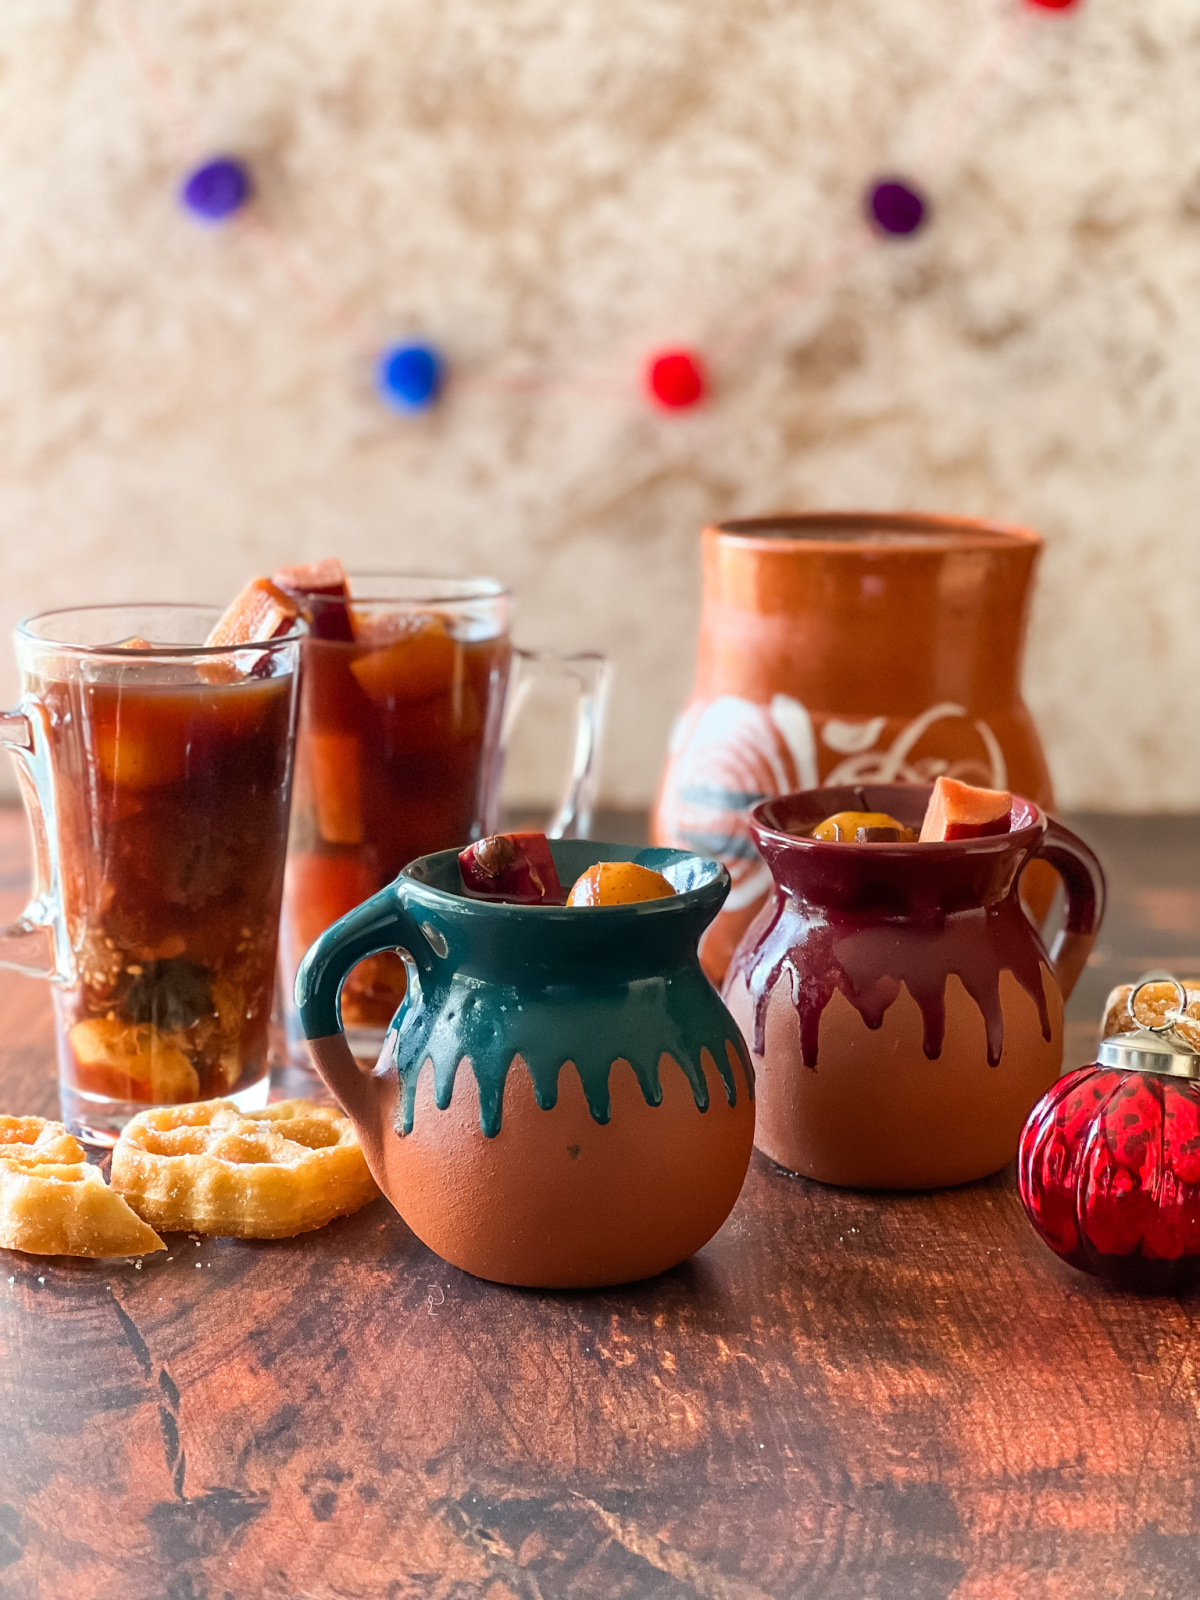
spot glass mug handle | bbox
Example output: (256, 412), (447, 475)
(497, 650), (611, 839)
(0, 706), (61, 980)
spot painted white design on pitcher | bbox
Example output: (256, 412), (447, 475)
(658, 694), (1005, 914)
(658, 695), (816, 911)
(821, 716), (888, 755)
(822, 702), (1007, 788)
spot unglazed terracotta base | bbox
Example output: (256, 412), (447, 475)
(725, 968), (1063, 1190)
(374, 1047), (755, 1288)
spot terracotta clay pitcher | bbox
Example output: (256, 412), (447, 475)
(723, 784), (1105, 1190)
(296, 840), (755, 1288)
(652, 513), (1055, 983)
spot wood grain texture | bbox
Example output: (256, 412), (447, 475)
(1, 808), (1199, 1600)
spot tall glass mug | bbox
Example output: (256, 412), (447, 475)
(0, 605), (303, 1143)
(278, 575), (609, 1064)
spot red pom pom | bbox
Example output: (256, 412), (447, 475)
(646, 348), (706, 410)
(1026, 0), (1082, 10)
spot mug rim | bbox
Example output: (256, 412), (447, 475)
(401, 840), (730, 916)
(750, 783), (1045, 855)
(314, 572), (511, 609)
(16, 601), (308, 658)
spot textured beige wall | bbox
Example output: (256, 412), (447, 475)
(1, 0), (1198, 808)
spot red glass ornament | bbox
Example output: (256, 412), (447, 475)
(1026, 0), (1082, 10)
(647, 348), (706, 410)
(1019, 1064), (1200, 1290)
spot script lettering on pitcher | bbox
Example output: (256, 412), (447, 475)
(658, 695), (1006, 911)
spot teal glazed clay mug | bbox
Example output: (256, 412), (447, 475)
(295, 841), (756, 1288)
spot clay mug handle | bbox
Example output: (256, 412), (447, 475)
(1029, 818), (1106, 1002)
(294, 883), (444, 1175)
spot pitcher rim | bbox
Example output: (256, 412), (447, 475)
(708, 511), (1043, 554)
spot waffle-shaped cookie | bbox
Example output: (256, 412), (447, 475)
(0, 1115), (165, 1257)
(110, 1099), (379, 1238)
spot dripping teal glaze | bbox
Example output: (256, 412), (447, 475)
(296, 840), (753, 1140)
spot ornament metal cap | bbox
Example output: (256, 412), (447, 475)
(1097, 975), (1200, 1080)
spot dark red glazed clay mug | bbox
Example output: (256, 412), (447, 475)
(723, 784), (1105, 1190)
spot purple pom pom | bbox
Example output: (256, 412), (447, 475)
(867, 178), (928, 237)
(180, 157), (252, 223)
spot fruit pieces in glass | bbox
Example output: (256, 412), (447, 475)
(44, 583), (300, 1116)
(274, 558), (354, 642)
(197, 577), (300, 686)
(205, 577), (299, 650)
(50, 667), (295, 1110)
(280, 573), (512, 1034)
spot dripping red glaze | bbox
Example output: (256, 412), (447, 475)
(726, 785), (1066, 1067)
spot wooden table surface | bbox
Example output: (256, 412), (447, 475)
(1, 809), (1199, 1600)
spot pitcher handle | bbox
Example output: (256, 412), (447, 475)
(497, 650), (611, 840)
(0, 707), (60, 980)
(294, 883), (441, 1155)
(1031, 817), (1106, 1002)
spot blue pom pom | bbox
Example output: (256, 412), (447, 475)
(377, 343), (443, 410)
(180, 157), (252, 223)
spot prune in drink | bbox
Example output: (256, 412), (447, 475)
(118, 957), (214, 1031)
(459, 833), (565, 904)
